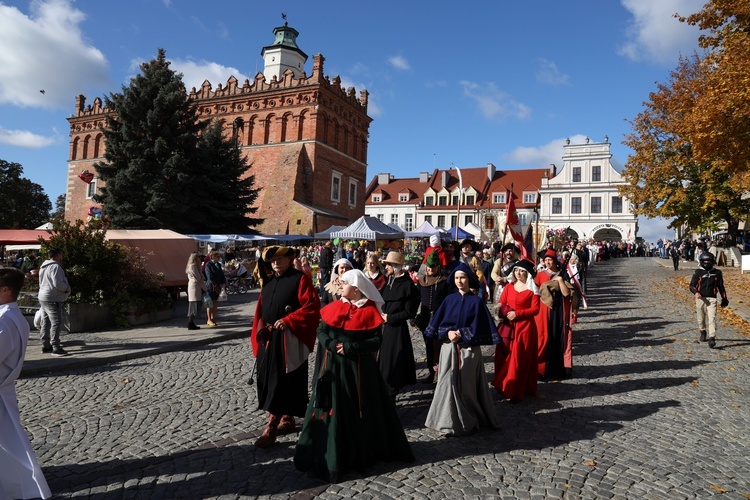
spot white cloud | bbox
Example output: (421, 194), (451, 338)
(618, 0), (704, 65)
(168, 59), (250, 91)
(339, 76), (381, 117)
(0, 0), (110, 109)
(505, 134), (589, 167)
(459, 81), (531, 120)
(387, 55), (410, 71)
(536, 58), (569, 86)
(0, 126), (58, 148)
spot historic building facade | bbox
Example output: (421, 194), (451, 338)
(365, 139), (637, 244)
(538, 138), (637, 242)
(65, 22), (371, 235)
(365, 164), (548, 241)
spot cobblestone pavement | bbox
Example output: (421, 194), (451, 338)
(16, 257), (750, 499)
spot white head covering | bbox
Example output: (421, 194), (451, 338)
(429, 234), (440, 247)
(506, 266), (541, 295)
(340, 269), (385, 313)
(330, 258), (354, 282)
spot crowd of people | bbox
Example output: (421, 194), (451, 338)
(0, 231), (735, 495)
(244, 235), (596, 483)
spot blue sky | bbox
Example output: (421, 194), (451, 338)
(0, 0), (706, 241)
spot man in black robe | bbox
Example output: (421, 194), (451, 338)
(251, 246), (321, 448)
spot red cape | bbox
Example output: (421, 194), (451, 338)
(251, 272), (321, 357)
(320, 299), (384, 331)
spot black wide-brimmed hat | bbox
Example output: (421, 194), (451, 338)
(459, 238), (479, 251)
(511, 258), (537, 278)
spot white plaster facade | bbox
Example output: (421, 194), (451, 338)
(539, 139), (638, 242)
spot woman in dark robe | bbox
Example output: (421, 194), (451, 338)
(415, 251), (450, 383)
(534, 249), (573, 379)
(294, 269), (414, 483)
(378, 251), (420, 400)
(424, 263), (500, 437)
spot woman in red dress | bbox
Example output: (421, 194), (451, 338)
(493, 259), (540, 401)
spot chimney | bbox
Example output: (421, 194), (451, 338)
(487, 162), (496, 182)
(441, 170), (448, 187)
(419, 172), (429, 183)
(377, 173), (390, 185)
(550, 164), (557, 177)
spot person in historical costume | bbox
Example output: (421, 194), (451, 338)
(251, 246), (321, 448)
(313, 258), (354, 388)
(535, 249), (574, 380)
(424, 263), (500, 437)
(493, 259), (541, 401)
(422, 234), (449, 268)
(363, 253), (387, 291)
(379, 251), (420, 400)
(321, 258), (354, 307)
(414, 251), (450, 384)
(294, 269), (414, 483)
(0, 268), (52, 499)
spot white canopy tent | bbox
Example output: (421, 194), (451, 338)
(405, 220), (440, 238)
(330, 216), (404, 241)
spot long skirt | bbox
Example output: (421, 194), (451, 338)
(425, 343), (499, 436)
(256, 330), (308, 417)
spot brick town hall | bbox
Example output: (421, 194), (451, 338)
(65, 22), (371, 236)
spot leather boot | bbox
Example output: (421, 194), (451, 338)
(277, 415), (296, 435)
(254, 414), (279, 448)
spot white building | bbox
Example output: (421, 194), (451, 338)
(539, 138), (637, 242)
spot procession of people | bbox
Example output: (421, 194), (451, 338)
(244, 234), (598, 483)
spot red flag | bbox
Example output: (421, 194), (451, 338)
(505, 192), (528, 261)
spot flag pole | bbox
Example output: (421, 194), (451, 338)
(501, 184), (513, 244)
(534, 192), (541, 263)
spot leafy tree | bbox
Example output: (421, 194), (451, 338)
(621, 0), (750, 245)
(0, 159), (52, 228)
(95, 48), (261, 233)
(678, 0), (750, 190)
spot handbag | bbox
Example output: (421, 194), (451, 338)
(313, 351), (333, 411)
(217, 287), (228, 302)
(202, 292), (213, 309)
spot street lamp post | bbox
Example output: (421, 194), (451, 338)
(451, 163), (463, 240)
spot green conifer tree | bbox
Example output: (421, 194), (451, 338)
(95, 48), (261, 233)
(195, 121), (262, 233)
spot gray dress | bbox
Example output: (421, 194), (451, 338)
(423, 286), (500, 436)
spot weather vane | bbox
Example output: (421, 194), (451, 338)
(282, 12), (287, 21)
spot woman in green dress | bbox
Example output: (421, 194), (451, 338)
(294, 269), (414, 483)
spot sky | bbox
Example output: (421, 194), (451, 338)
(0, 0), (707, 242)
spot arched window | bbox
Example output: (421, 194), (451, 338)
(232, 118), (244, 144)
(71, 137), (80, 160)
(93, 134), (103, 158)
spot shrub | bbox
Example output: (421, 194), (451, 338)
(39, 219), (171, 326)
